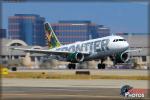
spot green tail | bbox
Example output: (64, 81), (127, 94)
(44, 22), (61, 49)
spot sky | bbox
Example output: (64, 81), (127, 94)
(2, 1), (149, 34)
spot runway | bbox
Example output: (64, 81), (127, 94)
(2, 87), (123, 100)
(1, 78), (150, 99)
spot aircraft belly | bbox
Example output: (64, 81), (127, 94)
(84, 51), (112, 61)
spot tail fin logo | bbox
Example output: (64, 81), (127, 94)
(44, 22), (61, 49)
(45, 28), (52, 43)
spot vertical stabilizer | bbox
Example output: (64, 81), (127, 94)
(44, 22), (61, 49)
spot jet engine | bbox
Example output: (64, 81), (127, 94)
(120, 52), (129, 63)
(67, 52), (84, 63)
(111, 51), (130, 63)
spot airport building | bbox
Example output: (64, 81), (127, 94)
(8, 18), (110, 45)
(97, 25), (110, 37)
(0, 38), (44, 68)
(0, 29), (7, 39)
(51, 20), (97, 44)
(51, 20), (110, 44)
(8, 14), (45, 46)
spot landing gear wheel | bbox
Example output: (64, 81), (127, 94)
(97, 63), (105, 69)
(67, 63), (76, 69)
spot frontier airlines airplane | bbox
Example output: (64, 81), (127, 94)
(13, 22), (141, 69)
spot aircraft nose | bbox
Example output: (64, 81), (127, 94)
(110, 41), (129, 51)
(123, 42), (129, 50)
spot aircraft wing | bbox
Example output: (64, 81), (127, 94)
(12, 47), (90, 55)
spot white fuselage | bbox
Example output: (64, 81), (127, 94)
(51, 35), (129, 60)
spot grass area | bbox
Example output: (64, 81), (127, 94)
(2, 72), (150, 80)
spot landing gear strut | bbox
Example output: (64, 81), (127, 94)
(67, 63), (76, 69)
(110, 55), (117, 65)
(97, 59), (106, 69)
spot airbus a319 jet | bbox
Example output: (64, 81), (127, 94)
(13, 22), (141, 69)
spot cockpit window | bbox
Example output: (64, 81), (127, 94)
(119, 39), (123, 41)
(113, 39), (126, 42)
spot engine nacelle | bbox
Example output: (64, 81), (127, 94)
(115, 52), (129, 63)
(121, 52), (129, 62)
(67, 52), (84, 63)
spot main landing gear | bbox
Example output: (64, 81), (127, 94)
(67, 60), (106, 69)
(97, 59), (106, 69)
(67, 63), (76, 69)
(97, 63), (105, 69)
